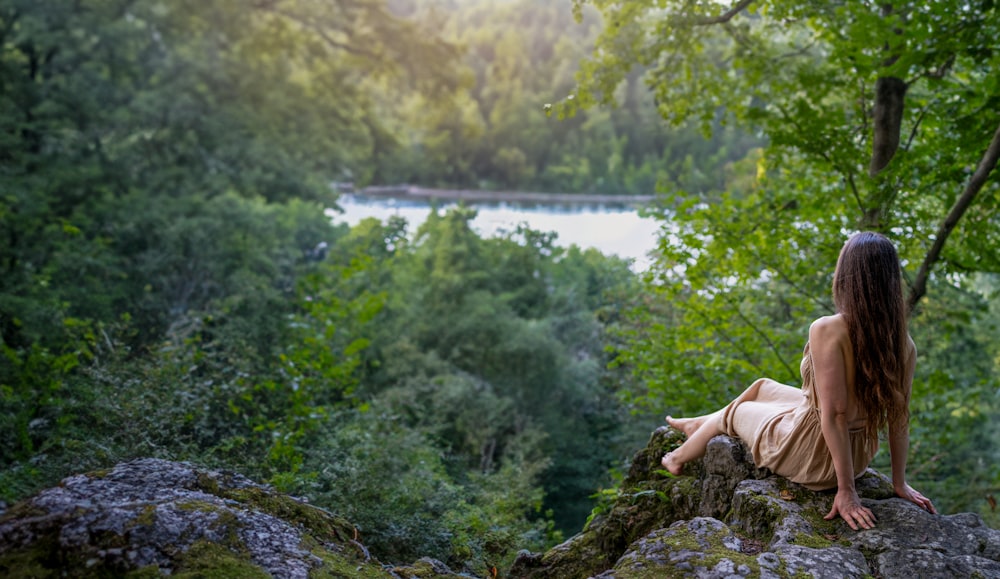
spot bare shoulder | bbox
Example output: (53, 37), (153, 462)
(809, 314), (849, 344)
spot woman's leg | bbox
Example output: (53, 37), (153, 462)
(662, 378), (797, 475)
(661, 411), (724, 475)
(665, 409), (723, 437)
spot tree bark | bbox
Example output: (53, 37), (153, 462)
(691, 0), (756, 25)
(869, 4), (907, 177)
(869, 76), (907, 176)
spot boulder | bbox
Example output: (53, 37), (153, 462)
(0, 458), (463, 578)
(509, 427), (1000, 579)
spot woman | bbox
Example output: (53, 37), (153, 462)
(660, 232), (936, 531)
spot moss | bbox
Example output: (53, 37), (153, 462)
(795, 503), (852, 547)
(382, 559), (452, 579)
(613, 523), (762, 579)
(195, 472), (221, 496)
(621, 428), (688, 487)
(130, 504), (158, 529)
(171, 541), (271, 578)
(184, 488), (385, 577)
(787, 532), (833, 549)
(0, 531), (135, 579)
(530, 532), (608, 579)
(220, 487), (355, 544)
(558, 472), (697, 578)
(175, 499), (225, 513)
(676, 527), (759, 571)
(301, 534), (391, 578)
(123, 566), (163, 578)
(733, 492), (783, 543)
(0, 499), (46, 523)
(170, 500), (243, 550)
(0, 540), (59, 579)
(86, 468), (113, 479)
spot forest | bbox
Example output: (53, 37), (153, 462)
(1, 0), (998, 576)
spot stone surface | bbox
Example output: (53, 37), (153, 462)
(509, 427), (1000, 579)
(0, 458), (463, 578)
(5, 439), (999, 579)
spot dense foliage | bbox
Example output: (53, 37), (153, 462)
(2, 1), (998, 577)
(0, 0), (652, 573)
(370, 0), (760, 193)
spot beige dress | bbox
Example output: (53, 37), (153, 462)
(719, 342), (879, 491)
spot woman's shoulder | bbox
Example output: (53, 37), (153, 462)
(809, 314), (848, 339)
(808, 314), (852, 355)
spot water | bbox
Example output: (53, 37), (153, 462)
(329, 194), (662, 270)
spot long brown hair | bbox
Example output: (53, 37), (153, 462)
(832, 232), (910, 440)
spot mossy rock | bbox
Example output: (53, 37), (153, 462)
(596, 517), (765, 578)
(508, 430), (1000, 579)
(390, 557), (465, 578)
(0, 459), (458, 578)
(509, 428), (698, 579)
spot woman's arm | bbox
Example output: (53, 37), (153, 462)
(888, 338), (937, 513)
(811, 317), (877, 530)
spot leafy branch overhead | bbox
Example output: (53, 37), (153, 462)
(566, 0), (1000, 311)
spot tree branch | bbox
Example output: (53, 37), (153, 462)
(716, 223), (834, 313)
(845, 171), (866, 215)
(902, 101), (931, 152)
(722, 293), (799, 381)
(907, 121), (1000, 315)
(691, 0), (756, 25)
(908, 53), (956, 84)
(252, 3), (383, 60)
(686, 299), (771, 377)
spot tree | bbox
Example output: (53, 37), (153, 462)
(563, 0), (1000, 299)
(0, 0), (458, 500)
(0, 0), (458, 348)
(564, 0), (1000, 517)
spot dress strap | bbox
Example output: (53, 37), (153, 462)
(800, 341), (820, 412)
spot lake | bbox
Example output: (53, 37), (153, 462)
(329, 193), (662, 271)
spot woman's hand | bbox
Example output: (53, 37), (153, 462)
(895, 483), (937, 514)
(824, 488), (876, 530)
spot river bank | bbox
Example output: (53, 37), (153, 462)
(331, 189), (661, 271)
(339, 184), (657, 206)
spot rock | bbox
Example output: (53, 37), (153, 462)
(593, 518), (755, 578)
(0, 458), (463, 578)
(509, 427), (1000, 579)
(699, 435), (771, 520)
(393, 557), (466, 578)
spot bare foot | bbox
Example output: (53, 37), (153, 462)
(660, 451), (684, 476)
(665, 415), (703, 437)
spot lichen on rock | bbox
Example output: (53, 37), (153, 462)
(0, 458), (463, 578)
(508, 427), (1000, 579)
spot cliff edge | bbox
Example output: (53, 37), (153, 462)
(508, 427), (1000, 579)
(3, 432), (999, 578)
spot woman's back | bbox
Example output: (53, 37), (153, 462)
(808, 314), (866, 431)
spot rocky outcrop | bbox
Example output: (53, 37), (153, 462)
(0, 458), (462, 578)
(4, 437), (999, 578)
(509, 427), (1000, 579)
